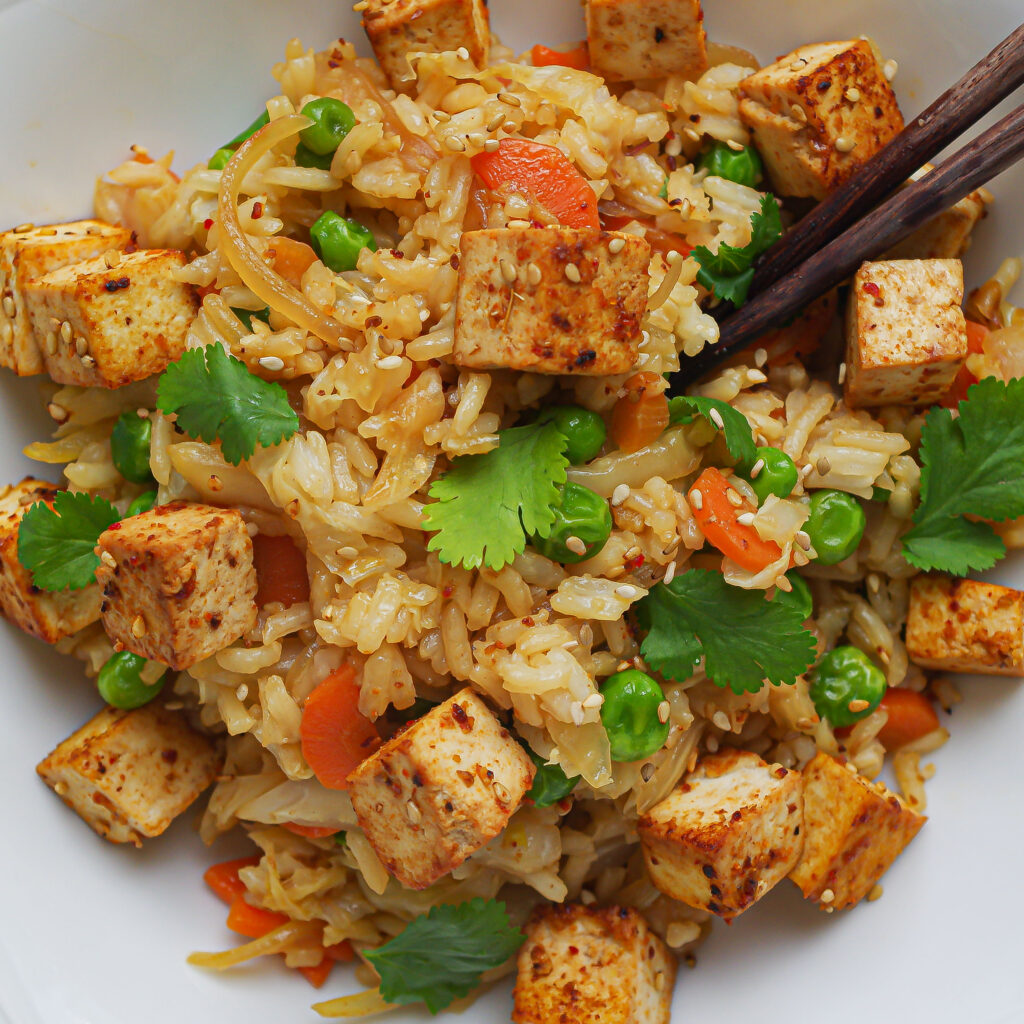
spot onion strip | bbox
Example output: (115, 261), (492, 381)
(218, 115), (354, 351)
(187, 919), (322, 969)
(312, 987), (397, 1018)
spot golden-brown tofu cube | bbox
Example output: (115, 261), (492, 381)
(738, 39), (903, 200)
(0, 220), (132, 377)
(95, 502), (258, 671)
(362, 0), (489, 87)
(586, 0), (707, 83)
(347, 687), (535, 890)
(453, 227), (650, 376)
(37, 703), (221, 847)
(512, 904), (675, 1024)
(24, 248), (196, 388)
(637, 749), (803, 920)
(844, 258), (967, 408)
(790, 751), (925, 910)
(0, 478), (102, 643)
(906, 575), (1024, 676)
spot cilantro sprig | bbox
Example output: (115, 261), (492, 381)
(363, 899), (525, 1014)
(902, 377), (1024, 574)
(17, 491), (119, 591)
(637, 568), (817, 694)
(157, 343), (299, 465)
(423, 421), (568, 571)
(668, 394), (756, 467)
(693, 193), (782, 306)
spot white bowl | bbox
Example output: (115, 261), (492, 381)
(1, 2), (1021, 1022)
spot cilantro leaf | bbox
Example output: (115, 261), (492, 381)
(637, 569), (817, 694)
(902, 377), (1024, 574)
(668, 395), (756, 468)
(156, 343), (299, 465)
(17, 491), (119, 591)
(693, 193), (782, 306)
(364, 899), (525, 1014)
(423, 422), (568, 571)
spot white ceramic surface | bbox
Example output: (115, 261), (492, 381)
(1, 2), (1022, 1022)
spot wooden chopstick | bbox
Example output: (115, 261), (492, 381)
(675, 100), (1024, 386)
(749, 22), (1024, 297)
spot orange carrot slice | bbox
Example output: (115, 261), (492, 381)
(877, 689), (941, 750)
(531, 42), (590, 70)
(226, 896), (291, 939)
(252, 533), (310, 608)
(203, 856), (260, 905)
(610, 371), (670, 453)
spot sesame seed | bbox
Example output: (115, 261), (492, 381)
(44, 332), (57, 355)
(611, 483), (630, 507)
(498, 91), (521, 107)
(485, 112), (505, 132)
(838, 361), (847, 385)
(712, 710), (731, 731)
(75, 336), (88, 356)
(800, 462), (814, 479)
(564, 263), (581, 283)
(444, 135), (466, 152)
(433, 110), (451, 123)
(352, 1), (369, 10)
(235, 683), (248, 701)
(46, 402), (67, 421)
(867, 884), (884, 902)
(775, 574), (793, 592)
(338, 545), (359, 559)
(640, 762), (656, 782)
(483, 138), (501, 153)
(81, 354), (96, 368)
(690, 489), (703, 511)
(726, 488), (743, 507)
(736, 511), (756, 526)
(565, 535), (587, 556)
(406, 800), (422, 823)
(13, 223), (34, 233)
(580, 889), (596, 904)
(820, 888), (835, 904)
(816, 455), (831, 475)
(376, 354), (404, 370)
(58, 321), (72, 345)
(99, 550), (117, 568)
(835, 137), (856, 153)
(795, 530), (812, 550)
(789, 58), (808, 70)
(725, 138), (744, 152)
(616, 661), (631, 673)
(683, 126), (701, 142)
(456, 46), (470, 60)
(663, 560), (677, 585)
(258, 355), (285, 372)
(1, 296), (15, 318)
(615, 584), (642, 600)
(0, 322), (11, 343)
(844, 87), (861, 102)
(103, 249), (122, 269)
(502, 120), (518, 133)
(754, 347), (768, 367)
(526, 262), (542, 286)
(848, 698), (871, 712)
(499, 258), (518, 284)
(709, 408), (725, 430)
(746, 368), (767, 385)
(507, 218), (531, 229)
(883, 59), (898, 81)
(790, 105), (807, 124)
(131, 615), (146, 638)
(657, 700), (671, 723)
(570, 702), (585, 725)
(467, 131), (487, 147)
(608, 237), (626, 254)
(582, 693), (604, 709)
(750, 458), (765, 479)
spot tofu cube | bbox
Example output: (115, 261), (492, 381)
(0, 220), (132, 377)
(347, 687), (535, 889)
(37, 703), (221, 847)
(738, 39), (903, 200)
(586, 0), (708, 83)
(0, 478), (102, 643)
(844, 259), (967, 408)
(906, 574), (1024, 676)
(790, 751), (925, 909)
(95, 501), (258, 671)
(362, 0), (489, 87)
(637, 749), (803, 920)
(24, 248), (197, 388)
(453, 228), (650, 376)
(512, 904), (675, 1024)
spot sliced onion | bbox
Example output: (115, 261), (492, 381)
(313, 987), (397, 1018)
(187, 919), (323, 969)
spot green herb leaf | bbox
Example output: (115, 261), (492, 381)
(156, 343), (299, 465)
(364, 899), (525, 1014)
(668, 395), (757, 468)
(637, 568), (817, 694)
(902, 377), (1024, 573)
(17, 491), (120, 591)
(423, 422), (569, 571)
(693, 193), (782, 306)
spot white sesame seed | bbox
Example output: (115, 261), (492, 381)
(507, 218), (531, 229)
(867, 884), (884, 902)
(81, 354), (96, 368)
(789, 58), (807, 70)
(338, 545), (359, 559)
(746, 368), (767, 385)
(883, 59), (898, 81)
(848, 698), (870, 712)
(235, 683), (248, 701)
(726, 488), (743, 507)
(640, 762), (656, 782)
(2, 296), (16, 319)
(75, 336), (87, 356)
(13, 223), (34, 233)
(570, 702), (585, 725)
(844, 87), (861, 103)
(258, 355), (285, 372)
(611, 483), (630, 507)
(663, 560), (677, 585)
(131, 615), (146, 638)
(375, 354), (404, 370)
(580, 889), (596, 904)
(790, 104), (807, 123)
(867, 573), (881, 592)
(820, 888), (835, 904)
(800, 462), (815, 479)
(582, 693), (604, 709)
(502, 120), (518, 133)
(485, 112), (505, 132)
(712, 710), (731, 731)
(750, 458), (765, 479)
(499, 258), (518, 284)
(736, 511), (756, 526)
(526, 262), (542, 286)
(406, 800), (422, 823)
(467, 131), (487, 148)
(564, 263), (581, 283)
(835, 137), (856, 153)
(100, 550), (117, 568)
(690, 489), (703, 511)
(775, 574), (793, 592)
(709, 408), (725, 430)
(46, 402), (67, 421)
(657, 700), (671, 724)
(683, 126), (701, 142)
(433, 110), (451, 123)
(816, 455), (832, 475)
(565, 535), (587, 556)
(456, 46), (470, 60)
(795, 530), (812, 550)
(59, 321), (73, 345)
(483, 138), (501, 153)
(705, 735), (719, 753)
(608, 237), (626, 255)
(754, 347), (768, 367)
(444, 135), (466, 152)
(498, 91), (521, 107)
(615, 584), (641, 600)
(725, 138), (744, 152)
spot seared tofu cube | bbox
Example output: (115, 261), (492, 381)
(738, 39), (903, 200)
(790, 751), (925, 909)
(37, 703), (221, 847)
(24, 248), (196, 388)
(906, 575), (1024, 676)
(95, 501), (258, 671)
(0, 220), (132, 376)
(637, 749), (803, 920)
(512, 904), (675, 1024)
(347, 687), (535, 890)
(362, 0), (489, 87)
(586, 0), (708, 83)
(0, 478), (101, 643)
(453, 227), (650, 376)
(844, 259), (967, 408)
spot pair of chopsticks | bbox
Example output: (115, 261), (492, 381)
(675, 23), (1024, 385)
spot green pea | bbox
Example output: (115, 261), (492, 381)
(110, 411), (154, 484)
(805, 489), (866, 565)
(530, 482), (612, 564)
(231, 305), (272, 332)
(223, 109), (270, 150)
(770, 571), (813, 621)
(310, 211), (377, 273)
(810, 645), (887, 727)
(97, 651), (166, 710)
(747, 445), (798, 503)
(525, 748), (578, 807)
(299, 97), (356, 155)
(126, 490), (158, 518)
(600, 669), (671, 762)
(208, 147), (234, 171)
(697, 140), (763, 187)
(294, 142), (334, 170)
(536, 405), (606, 464)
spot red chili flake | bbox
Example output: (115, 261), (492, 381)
(625, 554), (646, 570)
(203, 218), (214, 230)
(442, 585), (454, 598)
(862, 281), (880, 297)
(108, 522), (122, 530)
(252, 201), (264, 220)
(568, 946), (580, 955)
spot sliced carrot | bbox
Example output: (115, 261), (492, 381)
(298, 957), (335, 989)
(470, 139), (599, 230)
(281, 822), (342, 839)
(268, 236), (318, 288)
(689, 467), (784, 574)
(300, 664), (381, 790)
(531, 42), (590, 70)
(756, 292), (837, 369)
(601, 214), (692, 259)
(941, 320), (989, 408)
(252, 533), (310, 608)
(325, 940), (355, 963)
(226, 896), (291, 939)
(877, 689), (941, 750)
(609, 371), (669, 453)
(204, 856), (260, 906)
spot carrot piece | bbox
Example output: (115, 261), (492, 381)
(281, 822), (341, 839)
(300, 665), (381, 790)
(204, 856), (261, 905)
(688, 467), (784, 574)
(877, 689), (941, 750)
(609, 371), (670, 453)
(941, 319), (989, 408)
(298, 957), (334, 989)
(470, 139), (599, 230)
(252, 534), (310, 608)
(531, 42), (590, 70)
(325, 940), (355, 962)
(269, 236), (318, 288)
(226, 896), (291, 939)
